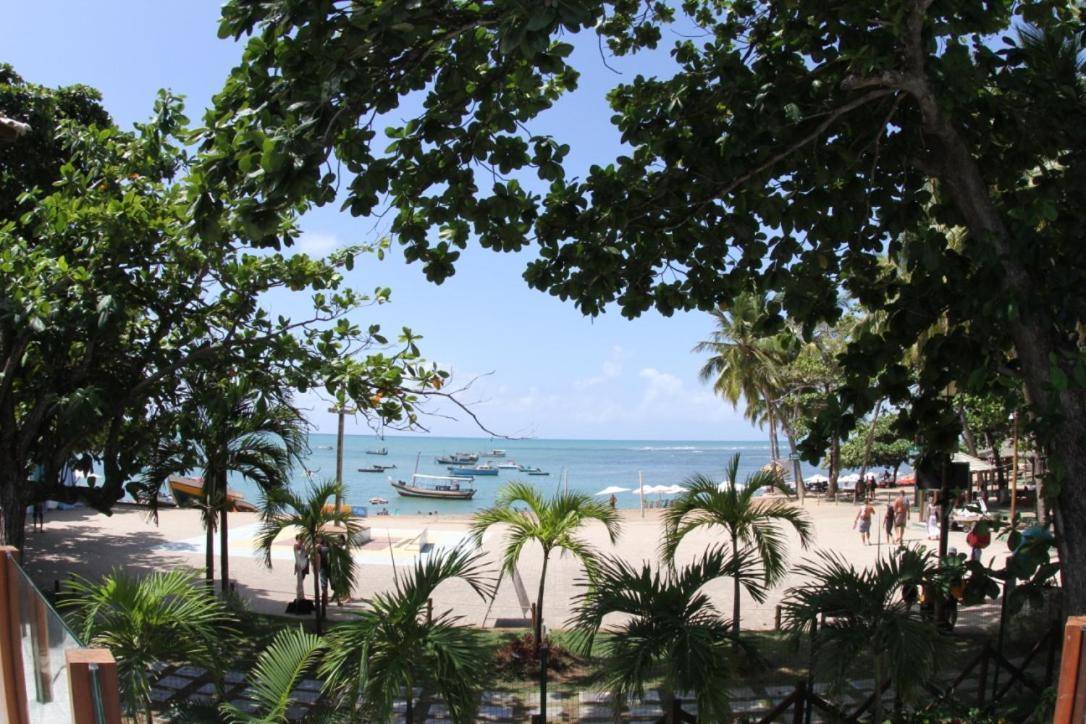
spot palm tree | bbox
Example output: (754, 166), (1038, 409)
(567, 548), (740, 721)
(471, 482), (622, 655)
(142, 376), (308, 594)
(319, 544), (495, 723)
(694, 292), (790, 462)
(780, 548), (947, 721)
(662, 454), (813, 632)
(255, 479), (362, 634)
(62, 568), (237, 724)
(219, 626), (325, 723)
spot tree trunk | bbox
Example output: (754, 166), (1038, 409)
(205, 516), (214, 588)
(858, 400), (884, 485)
(0, 464), (28, 554)
(957, 403), (979, 457)
(731, 532), (740, 633)
(535, 550), (550, 656)
(313, 545), (323, 634)
(220, 504), (229, 596)
(767, 406), (779, 461)
(779, 418), (805, 501)
(907, 65), (1086, 616)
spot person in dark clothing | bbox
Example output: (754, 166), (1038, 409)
(883, 502), (895, 544)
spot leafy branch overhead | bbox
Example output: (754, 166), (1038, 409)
(198, 0), (1086, 615)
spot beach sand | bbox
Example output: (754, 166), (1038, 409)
(21, 493), (1003, 632)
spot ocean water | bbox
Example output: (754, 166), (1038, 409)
(222, 435), (831, 515)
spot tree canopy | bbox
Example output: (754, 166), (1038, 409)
(0, 70), (448, 550)
(197, 0), (1086, 614)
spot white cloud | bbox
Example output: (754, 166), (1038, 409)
(293, 232), (342, 256)
(573, 345), (626, 390)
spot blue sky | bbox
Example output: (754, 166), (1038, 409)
(3, 2), (762, 441)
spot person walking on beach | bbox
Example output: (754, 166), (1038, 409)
(317, 535), (331, 609)
(292, 534), (309, 600)
(893, 491), (910, 544)
(854, 499), (876, 545)
(883, 501), (895, 543)
(609, 493), (617, 509)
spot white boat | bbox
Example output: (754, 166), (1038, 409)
(389, 474), (476, 500)
(483, 449), (506, 458)
(496, 461), (520, 469)
(368, 496), (389, 505)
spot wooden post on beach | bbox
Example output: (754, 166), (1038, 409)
(1011, 410), (1019, 525)
(639, 471), (645, 519)
(1054, 615), (1086, 722)
(328, 404), (356, 509)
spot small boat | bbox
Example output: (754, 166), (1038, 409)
(527, 469), (550, 476)
(357, 466), (387, 473)
(167, 475), (257, 512)
(366, 447), (388, 455)
(483, 449), (506, 458)
(496, 461), (520, 469)
(389, 474), (476, 500)
(435, 452), (479, 465)
(368, 496), (389, 506)
(447, 464), (499, 476)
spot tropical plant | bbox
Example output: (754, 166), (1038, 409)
(471, 482), (622, 655)
(568, 548), (740, 721)
(62, 568), (236, 724)
(255, 478), (362, 633)
(140, 375), (308, 593)
(319, 544), (495, 723)
(780, 548), (947, 721)
(662, 454), (813, 632)
(219, 626), (325, 724)
(693, 292), (792, 463)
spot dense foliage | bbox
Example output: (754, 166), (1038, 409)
(200, 0), (1086, 614)
(0, 70), (447, 551)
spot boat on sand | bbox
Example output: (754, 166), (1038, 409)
(167, 475), (257, 512)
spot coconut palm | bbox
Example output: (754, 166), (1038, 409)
(255, 479), (362, 633)
(662, 454), (813, 632)
(471, 482), (622, 655)
(694, 292), (791, 461)
(568, 547), (741, 721)
(219, 626), (325, 724)
(62, 568), (236, 724)
(141, 376), (308, 594)
(780, 547), (947, 721)
(319, 544), (495, 723)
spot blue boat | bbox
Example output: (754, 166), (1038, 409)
(435, 452), (479, 465)
(447, 464), (499, 476)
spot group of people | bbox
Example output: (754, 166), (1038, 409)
(853, 490), (912, 546)
(292, 533), (350, 609)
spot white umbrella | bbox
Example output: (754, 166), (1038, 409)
(839, 473), (861, 483)
(631, 484), (666, 495)
(805, 474), (829, 483)
(658, 484), (686, 495)
(595, 485), (631, 496)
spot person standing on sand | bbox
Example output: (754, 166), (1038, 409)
(893, 491), (909, 544)
(292, 534), (309, 600)
(854, 499), (876, 545)
(927, 494), (941, 540)
(609, 494), (617, 509)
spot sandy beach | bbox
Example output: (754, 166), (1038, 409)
(21, 493), (1002, 632)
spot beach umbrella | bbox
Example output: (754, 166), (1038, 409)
(658, 485), (687, 495)
(839, 473), (861, 483)
(595, 486), (631, 496)
(630, 484), (664, 495)
(805, 474), (829, 483)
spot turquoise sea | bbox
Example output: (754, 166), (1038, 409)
(223, 435), (832, 515)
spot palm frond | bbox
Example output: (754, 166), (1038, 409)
(219, 626), (324, 723)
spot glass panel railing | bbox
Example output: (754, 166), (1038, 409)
(9, 553), (86, 723)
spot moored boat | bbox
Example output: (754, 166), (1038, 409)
(447, 464), (499, 476)
(435, 452), (479, 465)
(496, 461), (520, 469)
(366, 447), (388, 455)
(389, 474), (476, 500)
(368, 496), (389, 505)
(483, 449), (506, 458)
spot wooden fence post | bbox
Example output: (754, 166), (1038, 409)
(0, 546), (30, 724)
(1054, 615), (1086, 723)
(66, 649), (122, 724)
(792, 680), (806, 724)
